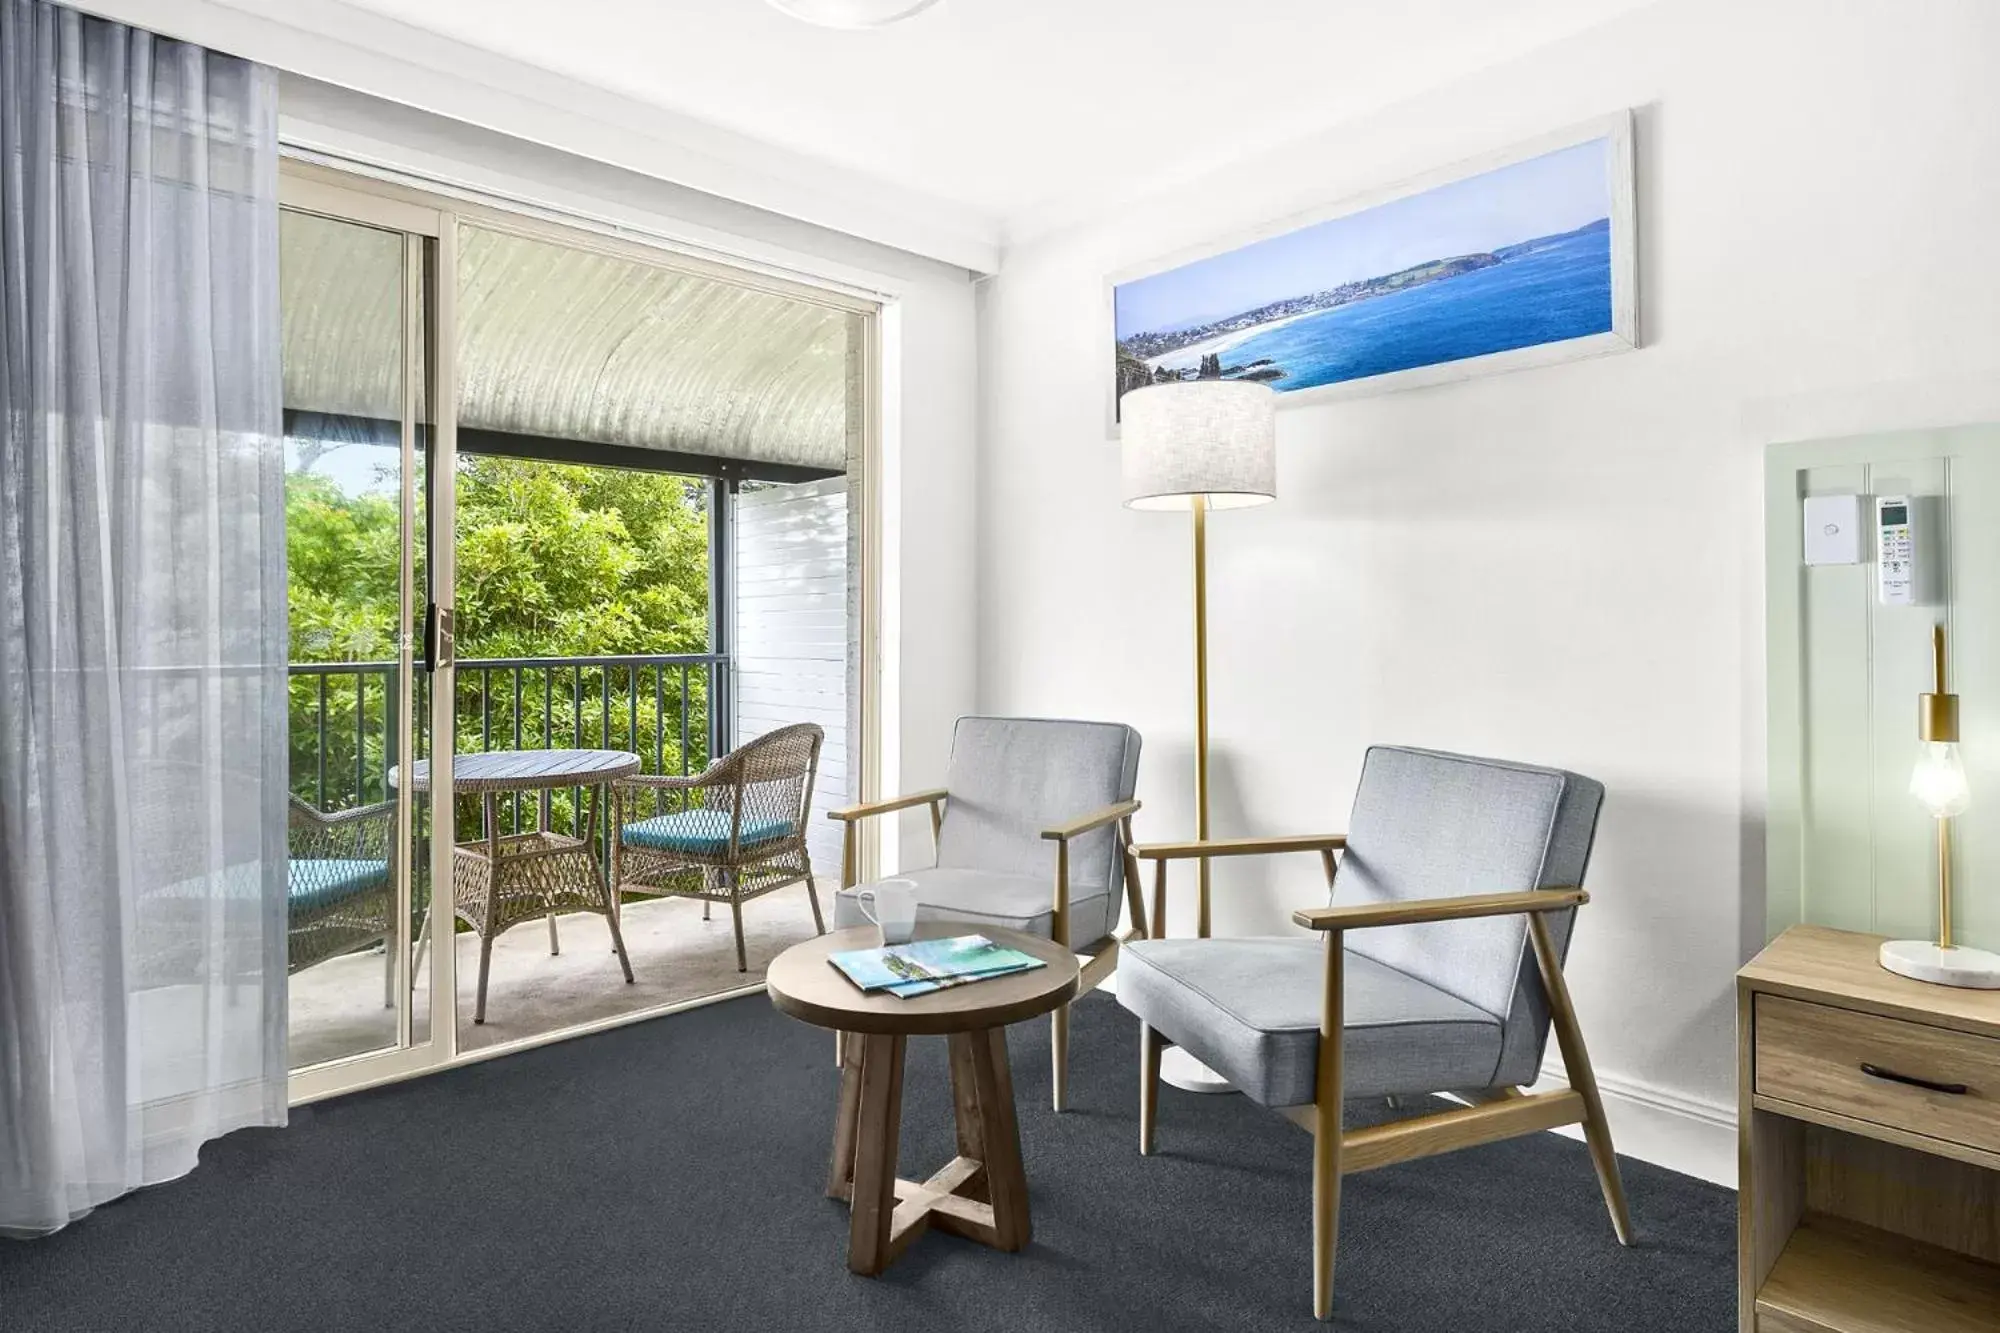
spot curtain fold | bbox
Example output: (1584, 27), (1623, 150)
(0, 0), (287, 1236)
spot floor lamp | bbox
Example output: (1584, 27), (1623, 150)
(1121, 380), (1277, 1092)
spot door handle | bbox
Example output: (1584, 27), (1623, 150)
(1860, 1062), (1969, 1096)
(423, 603), (454, 673)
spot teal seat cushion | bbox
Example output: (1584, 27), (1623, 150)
(622, 809), (795, 855)
(288, 858), (391, 914)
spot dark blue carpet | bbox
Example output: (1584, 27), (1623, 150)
(0, 991), (1735, 1330)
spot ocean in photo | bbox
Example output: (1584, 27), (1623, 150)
(1220, 223), (1613, 393)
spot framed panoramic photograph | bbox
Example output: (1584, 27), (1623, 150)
(1107, 112), (1635, 428)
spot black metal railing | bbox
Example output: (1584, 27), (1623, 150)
(287, 653), (728, 841)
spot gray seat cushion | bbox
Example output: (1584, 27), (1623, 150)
(833, 866), (1115, 946)
(1117, 937), (1504, 1108)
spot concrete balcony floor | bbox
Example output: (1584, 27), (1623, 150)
(287, 883), (829, 1070)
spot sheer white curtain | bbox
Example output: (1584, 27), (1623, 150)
(0, 0), (288, 1235)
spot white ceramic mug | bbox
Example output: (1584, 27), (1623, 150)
(854, 878), (919, 946)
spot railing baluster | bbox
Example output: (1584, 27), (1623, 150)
(512, 666), (523, 834)
(355, 672), (366, 806)
(653, 667), (666, 816)
(316, 672), (328, 810)
(680, 664), (690, 778)
(572, 665), (584, 836)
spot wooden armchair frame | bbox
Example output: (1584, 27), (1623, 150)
(1133, 834), (1632, 1321)
(829, 790), (1151, 1109)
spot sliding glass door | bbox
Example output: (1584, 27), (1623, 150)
(276, 158), (877, 1103)
(279, 176), (456, 1095)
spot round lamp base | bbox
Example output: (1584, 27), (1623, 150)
(1879, 939), (2000, 990)
(1160, 1046), (1238, 1095)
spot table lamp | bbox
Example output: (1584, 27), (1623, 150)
(1122, 380), (1277, 1090)
(1880, 625), (2000, 988)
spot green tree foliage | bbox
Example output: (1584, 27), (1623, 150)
(287, 452), (713, 823)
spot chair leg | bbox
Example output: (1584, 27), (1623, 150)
(1051, 1002), (1070, 1112)
(805, 868), (826, 935)
(606, 894), (636, 985)
(1312, 1094), (1343, 1322)
(382, 936), (395, 1010)
(1313, 930), (1346, 1322)
(1139, 1022), (1163, 1154)
(730, 883), (748, 973)
(1529, 914), (1634, 1246)
(474, 933), (496, 1025)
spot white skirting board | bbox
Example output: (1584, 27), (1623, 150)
(1523, 1064), (1737, 1189)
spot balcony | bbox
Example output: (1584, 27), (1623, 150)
(286, 474), (849, 1066)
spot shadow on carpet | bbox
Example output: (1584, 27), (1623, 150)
(0, 992), (1735, 1331)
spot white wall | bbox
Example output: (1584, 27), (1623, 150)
(734, 478), (850, 873)
(278, 78), (981, 870)
(975, 0), (2000, 1182)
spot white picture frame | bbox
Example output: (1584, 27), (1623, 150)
(1104, 110), (1638, 436)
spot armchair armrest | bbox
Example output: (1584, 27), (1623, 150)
(827, 788), (948, 823)
(1292, 887), (1587, 932)
(1041, 798), (1140, 842)
(288, 796), (395, 828)
(618, 767), (720, 791)
(1133, 833), (1346, 861)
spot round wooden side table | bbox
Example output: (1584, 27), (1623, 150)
(766, 923), (1080, 1276)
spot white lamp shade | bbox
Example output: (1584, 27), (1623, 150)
(1120, 381), (1277, 511)
(766, 0), (940, 27)
(1912, 741), (1971, 817)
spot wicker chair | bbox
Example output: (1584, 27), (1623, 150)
(286, 795), (396, 990)
(611, 722), (826, 973)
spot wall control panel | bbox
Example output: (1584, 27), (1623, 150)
(1877, 494), (1915, 605)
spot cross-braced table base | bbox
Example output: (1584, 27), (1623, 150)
(825, 1027), (1031, 1275)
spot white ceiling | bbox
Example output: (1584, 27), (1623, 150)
(335, 0), (1650, 247)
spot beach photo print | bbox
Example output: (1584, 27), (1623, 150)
(1109, 113), (1635, 425)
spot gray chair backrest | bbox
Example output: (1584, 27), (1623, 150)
(1335, 745), (1604, 1088)
(935, 716), (1141, 895)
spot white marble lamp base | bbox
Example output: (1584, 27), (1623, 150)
(1161, 1046), (1238, 1094)
(1879, 939), (2000, 989)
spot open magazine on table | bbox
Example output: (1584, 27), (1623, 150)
(829, 933), (1046, 998)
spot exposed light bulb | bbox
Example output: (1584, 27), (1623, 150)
(1911, 741), (1971, 818)
(766, 0), (941, 28)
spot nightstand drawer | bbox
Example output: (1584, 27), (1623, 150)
(1756, 994), (2000, 1156)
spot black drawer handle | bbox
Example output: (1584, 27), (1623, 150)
(1860, 1062), (1969, 1096)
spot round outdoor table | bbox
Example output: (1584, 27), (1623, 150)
(394, 749), (641, 1023)
(767, 923), (1080, 1276)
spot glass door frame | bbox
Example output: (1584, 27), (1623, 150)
(283, 167), (460, 1105)
(279, 157), (885, 1105)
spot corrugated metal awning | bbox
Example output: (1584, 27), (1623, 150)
(281, 214), (856, 475)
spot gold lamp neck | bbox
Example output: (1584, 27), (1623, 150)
(1921, 624), (1959, 744)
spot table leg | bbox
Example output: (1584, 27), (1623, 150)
(847, 1032), (907, 1276)
(946, 1030), (991, 1202)
(964, 1026), (1031, 1251)
(474, 792), (501, 1025)
(827, 1029), (865, 1201)
(588, 782), (634, 983)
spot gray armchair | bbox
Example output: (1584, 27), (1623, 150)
(829, 715), (1146, 1110)
(1120, 745), (1630, 1321)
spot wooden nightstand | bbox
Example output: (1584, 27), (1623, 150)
(1740, 925), (2000, 1332)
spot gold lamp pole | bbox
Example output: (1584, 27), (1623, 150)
(1881, 624), (1999, 988)
(1121, 380), (1278, 1089)
(1192, 493), (1212, 938)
